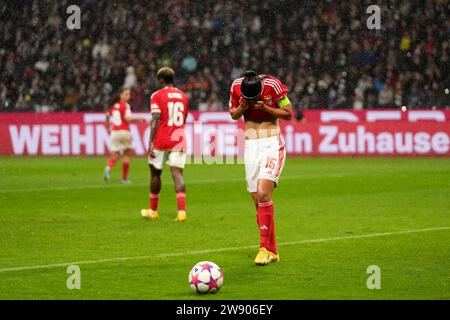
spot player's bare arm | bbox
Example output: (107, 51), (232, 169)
(125, 114), (148, 124)
(148, 112), (161, 158)
(230, 97), (249, 120)
(253, 96), (292, 120)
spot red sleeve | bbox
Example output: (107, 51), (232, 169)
(228, 81), (240, 111)
(267, 77), (288, 103)
(150, 92), (161, 114)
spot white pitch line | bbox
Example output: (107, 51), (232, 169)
(0, 226), (448, 274)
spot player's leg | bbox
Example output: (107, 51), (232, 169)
(141, 149), (166, 219)
(150, 164), (162, 209)
(254, 179), (280, 265)
(168, 151), (187, 222)
(104, 151), (119, 182)
(120, 131), (133, 184)
(256, 179), (276, 244)
(121, 148), (132, 184)
(245, 138), (275, 264)
(254, 135), (286, 265)
(170, 166), (187, 222)
(141, 164), (162, 219)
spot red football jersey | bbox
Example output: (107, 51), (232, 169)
(107, 101), (131, 131)
(229, 75), (288, 122)
(150, 86), (189, 150)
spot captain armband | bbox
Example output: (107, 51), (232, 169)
(277, 96), (291, 108)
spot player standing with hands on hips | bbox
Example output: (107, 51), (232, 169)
(141, 67), (189, 222)
(229, 70), (292, 265)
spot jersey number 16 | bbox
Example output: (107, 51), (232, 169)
(167, 102), (185, 127)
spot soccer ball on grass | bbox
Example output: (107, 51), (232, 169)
(188, 261), (223, 294)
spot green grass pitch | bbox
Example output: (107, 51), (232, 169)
(0, 156), (449, 299)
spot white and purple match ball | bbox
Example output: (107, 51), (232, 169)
(188, 261), (224, 294)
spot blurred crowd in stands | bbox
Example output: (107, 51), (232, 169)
(0, 0), (449, 112)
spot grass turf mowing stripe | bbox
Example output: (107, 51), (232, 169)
(0, 226), (448, 274)
(0, 173), (349, 193)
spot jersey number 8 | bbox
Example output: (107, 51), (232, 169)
(167, 101), (185, 127)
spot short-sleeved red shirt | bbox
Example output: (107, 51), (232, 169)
(107, 101), (131, 131)
(150, 86), (189, 150)
(229, 75), (288, 122)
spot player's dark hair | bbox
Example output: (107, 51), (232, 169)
(107, 87), (129, 107)
(157, 67), (175, 84)
(241, 70), (262, 100)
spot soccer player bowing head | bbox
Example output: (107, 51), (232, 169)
(141, 67), (189, 222)
(229, 70), (292, 265)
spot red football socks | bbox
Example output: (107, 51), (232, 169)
(258, 200), (276, 253)
(149, 192), (185, 212)
(257, 200), (277, 254)
(176, 192), (186, 211)
(270, 217), (277, 254)
(107, 156), (117, 169)
(150, 193), (159, 211)
(122, 160), (129, 180)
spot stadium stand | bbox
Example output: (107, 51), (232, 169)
(0, 0), (448, 112)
